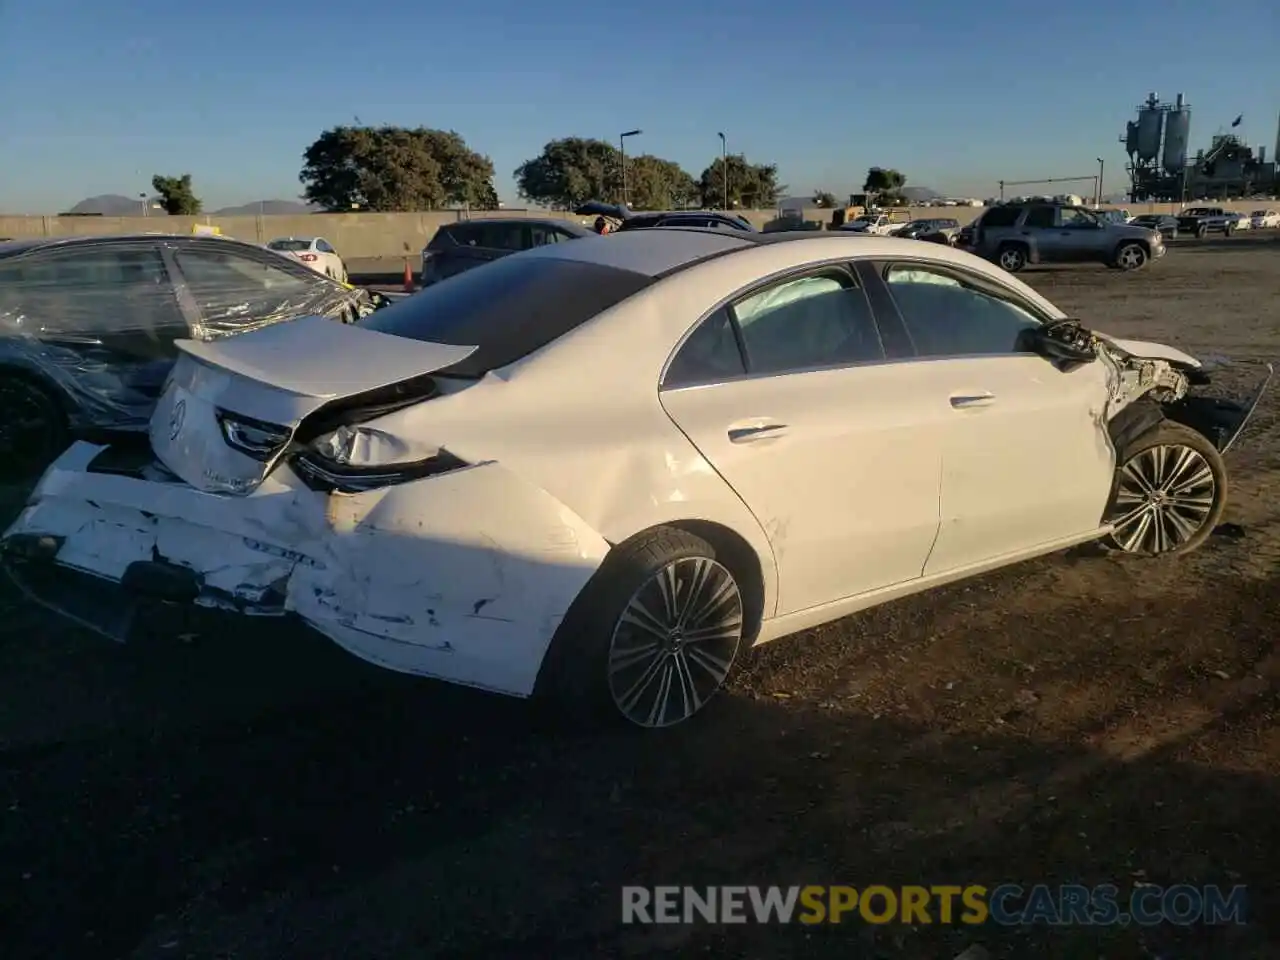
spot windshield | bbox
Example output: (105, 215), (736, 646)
(1251, 210), (1268, 217)
(268, 239), (312, 251)
(356, 254), (655, 377)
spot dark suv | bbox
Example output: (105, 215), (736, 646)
(420, 218), (592, 285)
(968, 202), (1164, 272)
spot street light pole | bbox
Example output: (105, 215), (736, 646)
(1095, 157), (1105, 206)
(619, 129), (641, 207)
(718, 132), (727, 210)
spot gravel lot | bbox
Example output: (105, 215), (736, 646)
(2, 234), (1278, 960)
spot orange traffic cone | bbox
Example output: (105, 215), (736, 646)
(403, 260), (414, 292)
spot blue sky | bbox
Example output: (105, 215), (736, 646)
(2, 0), (1277, 213)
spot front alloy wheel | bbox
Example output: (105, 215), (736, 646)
(1106, 422), (1226, 556)
(607, 556), (744, 728)
(998, 245), (1027, 272)
(1115, 243), (1148, 271)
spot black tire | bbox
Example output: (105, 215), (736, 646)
(1196, 225), (1208, 239)
(1104, 420), (1227, 557)
(0, 374), (69, 481)
(997, 243), (1028, 272)
(534, 526), (752, 729)
(1113, 241), (1148, 271)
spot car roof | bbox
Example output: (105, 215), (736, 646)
(0, 233), (263, 259)
(517, 225), (1013, 279)
(268, 236), (317, 242)
(445, 218), (595, 238)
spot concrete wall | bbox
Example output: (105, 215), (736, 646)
(0, 200), (1270, 260)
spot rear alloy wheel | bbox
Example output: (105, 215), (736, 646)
(537, 526), (750, 729)
(0, 376), (67, 479)
(1105, 421), (1226, 557)
(607, 555), (744, 728)
(1114, 242), (1148, 271)
(998, 245), (1028, 272)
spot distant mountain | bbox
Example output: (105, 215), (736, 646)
(63, 194), (157, 216)
(900, 186), (942, 202)
(212, 200), (321, 215)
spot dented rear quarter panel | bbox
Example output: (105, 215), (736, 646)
(8, 443), (611, 696)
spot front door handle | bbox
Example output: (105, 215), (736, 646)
(728, 423), (789, 443)
(950, 393), (996, 409)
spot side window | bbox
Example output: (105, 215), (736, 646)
(316, 239), (335, 253)
(1024, 206), (1055, 229)
(1060, 208), (1096, 229)
(731, 272), (883, 375)
(980, 206), (1021, 228)
(528, 224), (560, 247)
(479, 224), (523, 251)
(1, 245), (184, 339)
(175, 246), (318, 325)
(663, 307), (746, 388)
(883, 264), (1040, 358)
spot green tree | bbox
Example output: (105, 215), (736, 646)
(514, 138), (619, 209)
(626, 155), (699, 209)
(151, 174), (201, 215)
(299, 126), (497, 212)
(698, 154), (780, 209)
(862, 167), (908, 204)
(812, 190), (838, 208)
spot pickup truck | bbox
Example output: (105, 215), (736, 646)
(840, 210), (912, 236)
(1175, 207), (1238, 238)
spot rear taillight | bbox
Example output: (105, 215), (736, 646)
(216, 410), (291, 461)
(299, 253), (318, 262)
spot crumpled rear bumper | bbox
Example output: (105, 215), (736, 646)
(2, 441), (612, 697)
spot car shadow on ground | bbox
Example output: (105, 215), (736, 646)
(0, 572), (1276, 960)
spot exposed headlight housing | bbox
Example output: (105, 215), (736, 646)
(293, 425), (468, 493)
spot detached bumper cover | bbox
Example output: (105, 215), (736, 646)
(2, 442), (612, 697)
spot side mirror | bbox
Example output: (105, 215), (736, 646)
(1018, 319), (1097, 367)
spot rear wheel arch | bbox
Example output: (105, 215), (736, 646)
(535, 520), (765, 726)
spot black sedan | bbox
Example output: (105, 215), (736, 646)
(1130, 214), (1179, 240)
(0, 234), (385, 476)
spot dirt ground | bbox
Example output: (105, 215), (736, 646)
(2, 234), (1278, 960)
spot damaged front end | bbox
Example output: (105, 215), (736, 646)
(1030, 319), (1273, 454)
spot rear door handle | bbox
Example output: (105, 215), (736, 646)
(728, 423), (789, 443)
(950, 393), (996, 409)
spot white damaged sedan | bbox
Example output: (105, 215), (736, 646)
(2, 230), (1271, 728)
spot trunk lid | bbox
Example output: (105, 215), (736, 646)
(148, 315), (476, 494)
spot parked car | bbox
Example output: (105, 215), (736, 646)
(1130, 214), (1180, 240)
(1250, 209), (1280, 229)
(1176, 207), (1238, 238)
(0, 234), (384, 476)
(266, 236), (348, 282)
(968, 202), (1164, 272)
(420, 218), (593, 286)
(840, 210), (913, 235)
(892, 218), (961, 241)
(3, 229), (1270, 729)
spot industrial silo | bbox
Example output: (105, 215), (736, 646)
(1136, 93), (1164, 162)
(1162, 93), (1190, 171)
(1124, 120), (1139, 157)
